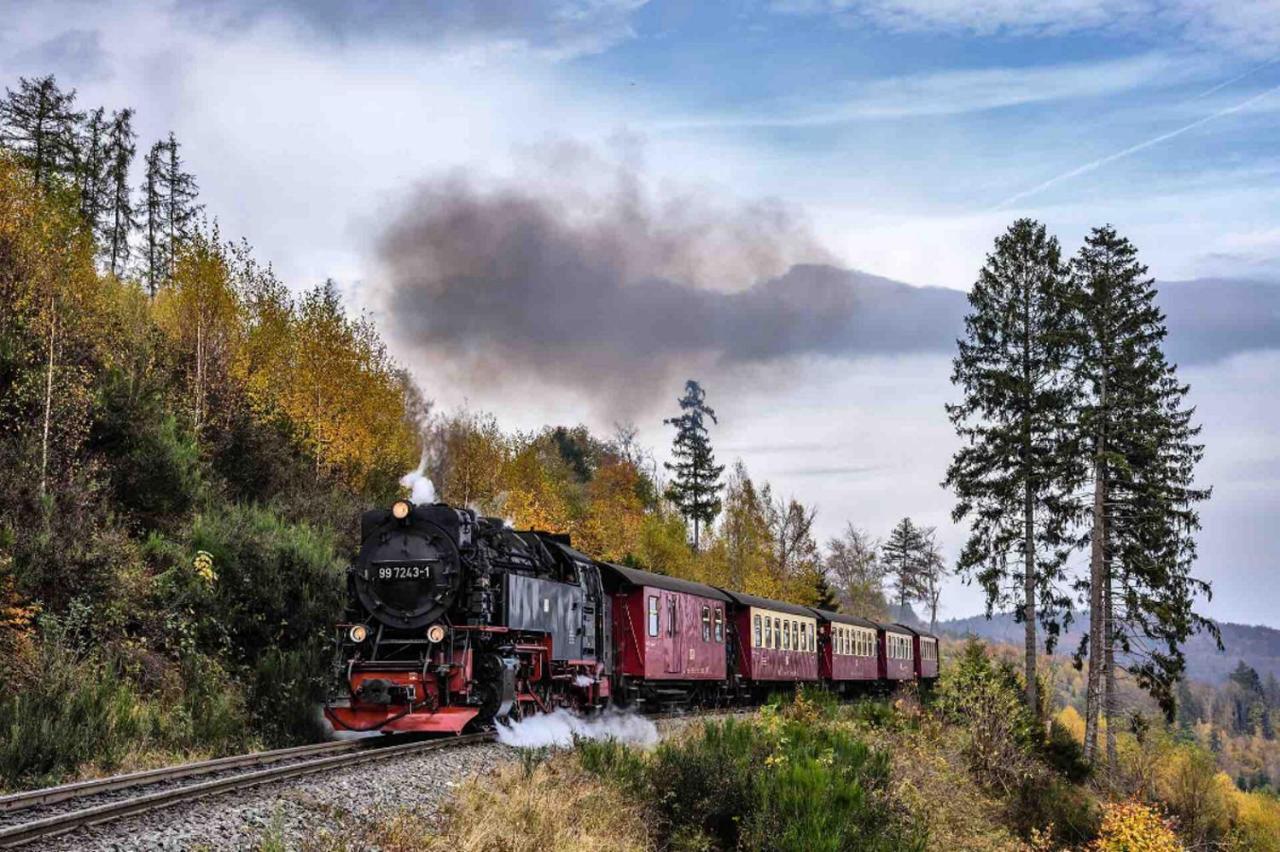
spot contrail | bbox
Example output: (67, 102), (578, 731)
(993, 81), (1280, 211)
(1192, 58), (1278, 101)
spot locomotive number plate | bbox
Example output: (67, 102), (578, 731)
(373, 563), (430, 581)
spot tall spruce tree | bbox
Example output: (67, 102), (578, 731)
(143, 140), (167, 295)
(945, 218), (1083, 716)
(1070, 225), (1214, 764)
(663, 379), (725, 550)
(0, 75), (82, 191)
(161, 132), (201, 280)
(76, 107), (109, 228)
(102, 109), (138, 278)
(882, 517), (927, 617)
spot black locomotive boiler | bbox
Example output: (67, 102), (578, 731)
(325, 499), (611, 734)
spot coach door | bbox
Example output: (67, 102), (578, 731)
(664, 593), (684, 674)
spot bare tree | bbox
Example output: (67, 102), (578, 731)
(824, 523), (889, 619)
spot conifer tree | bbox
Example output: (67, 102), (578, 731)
(663, 379), (725, 551)
(143, 140), (166, 295)
(945, 218), (1083, 716)
(161, 132), (201, 281)
(76, 107), (109, 228)
(882, 517), (927, 617)
(1070, 225), (1214, 763)
(102, 109), (138, 278)
(0, 75), (82, 191)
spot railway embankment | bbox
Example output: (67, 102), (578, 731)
(283, 643), (1280, 852)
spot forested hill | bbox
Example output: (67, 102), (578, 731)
(939, 611), (1280, 684)
(773, 263), (1280, 365)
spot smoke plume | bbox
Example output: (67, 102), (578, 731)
(375, 146), (862, 412)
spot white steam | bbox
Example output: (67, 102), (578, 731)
(400, 460), (437, 504)
(495, 708), (658, 749)
(573, 674), (595, 687)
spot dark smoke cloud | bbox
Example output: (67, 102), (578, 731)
(374, 150), (970, 412)
(375, 153), (1280, 415)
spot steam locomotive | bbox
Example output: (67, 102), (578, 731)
(324, 500), (939, 735)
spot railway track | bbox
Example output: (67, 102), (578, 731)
(0, 705), (746, 849)
(0, 733), (494, 848)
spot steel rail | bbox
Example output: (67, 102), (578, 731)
(0, 733), (494, 848)
(0, 739), (363, 814)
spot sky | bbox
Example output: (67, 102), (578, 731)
(3, 0), (1279, 628)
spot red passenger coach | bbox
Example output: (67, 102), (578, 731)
(894, 624), (940, 680)
(721, 591), (819, 685)
(600, 564), (730, 705)
(880, 623), (916, 681)
(811, 609), (880, 689)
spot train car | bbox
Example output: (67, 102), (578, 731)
(880, 622), (916, 682)
(810, 609), (880, 692)
(721, 590), (819, 687)
(893, 624), (940, 681)
(600, 564), (730, 706)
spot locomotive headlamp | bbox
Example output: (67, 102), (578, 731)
(349, 624), (369, 643)
(391, 500), (412, 520)
(426, 623), (447, 644)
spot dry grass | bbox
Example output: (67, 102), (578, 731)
(851, 713), (1026, 851)
(287, 754), (649, 852)
(426, 755), (649, 852)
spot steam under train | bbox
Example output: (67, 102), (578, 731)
(324, 500), (939, 734)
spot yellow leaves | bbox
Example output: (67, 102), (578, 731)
(192, 550), (217, 586)
(1056, 705), (1086, 742)
(577, 461), (646, 562)
(437, 411), (507, 509)
(1090, 801), (1180, 852)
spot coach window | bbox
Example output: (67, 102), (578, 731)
(701, 605), (711, 642)
(668, 598), (677, 636)
(801, 623), (809, 652)
(714, 608), (724, 643)
(647, 596), (659, 637)
(753, 614), (762, 647)
(764, 616), (772, 648)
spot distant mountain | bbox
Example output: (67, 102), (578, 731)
(788, 264), (1280, 366)
(938, 611), (1280, 685)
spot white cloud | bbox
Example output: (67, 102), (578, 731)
(665, 53), (1195, 128)
(776, 0), (1280, 57)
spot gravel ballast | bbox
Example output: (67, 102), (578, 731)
(36, 711), (736, 850)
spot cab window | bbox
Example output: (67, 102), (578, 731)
(647, 596), (659, 637)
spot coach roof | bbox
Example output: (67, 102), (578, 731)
(808, 608), (880, 630)
(599, 563), (732, 602)
(717, 589), (815, 618)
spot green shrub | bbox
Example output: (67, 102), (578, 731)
(0, 635), (143, 786)
(580, 709), (926, 851)
(934, 640), (1039, 791)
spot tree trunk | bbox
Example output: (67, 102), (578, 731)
(1024, 477), (1039, 718)
(1086, 346), (1109, 764)
(692, 516), (700, 552)
(1085, 459), (1106, 762)
(39, 296), (56, 499)
(1104, 573), (1118, 772)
